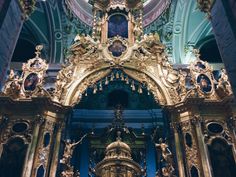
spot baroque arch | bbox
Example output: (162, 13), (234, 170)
(1, 41), (233, 108)
(1, 0), (233, 109)
(0, 1), (235, 177)
(53, 34), (180, 107)
(62, 66), (172, 107)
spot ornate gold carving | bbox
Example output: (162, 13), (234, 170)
(203, 120), (234, 145)
(55, 68), (111, 106)
(32, 119), (55, 177)
(177, 70), (187, 96)
(216, 68), (233, 97)
(2, 0), (232, 109)
(180, 120), (201, 171)
(155, 138), (176, 177)
(60, 134), (87, 177)
(2, 45), (49, 99)
(95, 132), (143, 177)
(123, 69), (168, 105)
(0, 118), (33, 145)
(185, 49), (233, 101)
(133, 15), (143, 42)
(55, 31), (183, 106)
(60, 134), (87, 165)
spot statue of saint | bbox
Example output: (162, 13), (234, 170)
(60, 134), (87, 165)
(133, 17), (143, 41)
(155, 138), (175, 177)
(155, 138), (172, 162)
(178, 70), (187, 94)
(217, 68), (232, 93)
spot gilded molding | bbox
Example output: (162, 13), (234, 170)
(203, 119), (234, 145)
(0, 119), (33, 145)
(32, 119), (56, 174)
(180, 120), (201, 172)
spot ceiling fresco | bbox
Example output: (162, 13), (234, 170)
(65, 0), (171, 27)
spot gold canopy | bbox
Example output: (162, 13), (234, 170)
(95, 133), (143, 177)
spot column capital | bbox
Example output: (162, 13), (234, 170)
(190, 115), (203, 126)
(170, 122), (181, 132)
(35, 114), (45, 125)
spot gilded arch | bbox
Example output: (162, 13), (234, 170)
(53, 34), (181, 107)
(1, 42), (232, 108)
(61, 66), (173, 107)
(1, 0), (233, 109)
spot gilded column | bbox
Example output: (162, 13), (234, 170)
(192, 116), (212, 177)
(227, 117), (236, 161)
(171, 122), (186, 177)
(30, 111), (62, 177)
(0, 115), (8, 158)
(23, 115), (44, 177)
(49, 122), (64, 177)
(128, 11), (134, 44)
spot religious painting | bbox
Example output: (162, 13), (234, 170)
(108, 14), (128, 38)
(195, 61), (206, 70)
(197, 74), (212, 93)
(108, 40), (127, 57)
(23, 73), (39, 91)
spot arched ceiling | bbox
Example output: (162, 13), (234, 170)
(65, 0), (171, 27)
(14, 0), (216, 66)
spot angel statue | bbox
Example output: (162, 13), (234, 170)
(217, 68), (232, 94)
(155, 138), (176, 177)
(60, 134), (87, 165)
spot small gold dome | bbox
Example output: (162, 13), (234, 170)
(94, 132), (143, 176)
(106, 139), (131, 153)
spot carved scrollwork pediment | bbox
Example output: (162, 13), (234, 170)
(53, 32), (184, 106)
(2, 45), (49, 99)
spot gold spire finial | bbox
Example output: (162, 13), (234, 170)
(35, 45), (43, 58)
(116, 131), (122, 141)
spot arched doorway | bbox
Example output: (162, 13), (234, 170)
(208, 138), (236, 177)
(0, 137), (28, 177)
(68, 77), (164, 177)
